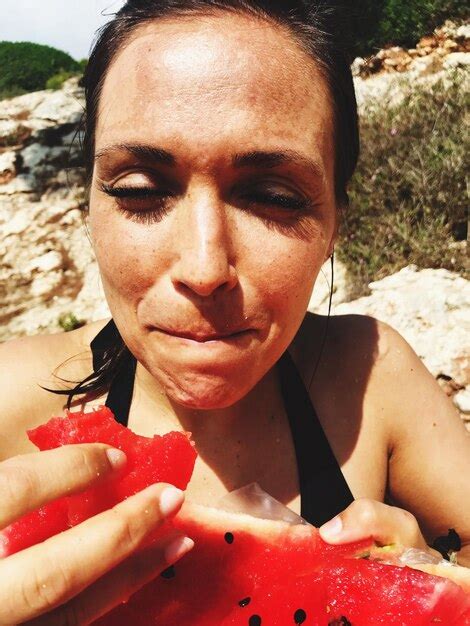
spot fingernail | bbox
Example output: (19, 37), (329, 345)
(165, 536), (194, 563)
(320, 516), (343, 540)
(106, 448), (127, 469)
(160, 487), (184, 517)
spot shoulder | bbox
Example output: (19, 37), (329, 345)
(292, 311), (460, 434)
(292, 313), (470, 542)
(291, 312), (387, 386)
(0, 319), (109, 459)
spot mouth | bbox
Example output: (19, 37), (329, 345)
(154, 327), (253, 343)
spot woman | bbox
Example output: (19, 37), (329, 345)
(0, 1), (468, 624)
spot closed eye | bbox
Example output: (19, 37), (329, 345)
(99, 184), (168, 200)
(239, 190), (311, 212)
(98, 183), (173, 224)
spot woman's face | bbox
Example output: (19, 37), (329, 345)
(89, 11), (337, 409)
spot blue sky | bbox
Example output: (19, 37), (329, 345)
(0, 0), (126, 60)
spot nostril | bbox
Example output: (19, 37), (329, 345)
(171, 261), (238, 298)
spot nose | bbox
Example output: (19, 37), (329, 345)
(170, 191), (238, 297)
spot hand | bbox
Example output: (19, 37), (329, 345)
(319, 498), (439, 556)
(0, 444), (194, 625)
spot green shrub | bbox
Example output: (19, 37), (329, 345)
(58, 312), (85, 333)
(351, 0), (468, 56)
(46, 70), (78, 90)
(339, 70), (468, 293)
(0, 41), (80, 97)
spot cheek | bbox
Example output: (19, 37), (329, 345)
(238, 222), (328, 324)
(256, 252), (318, 338)
(89, 206), (169, 307)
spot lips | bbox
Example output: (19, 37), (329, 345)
(154, 327), (252, 343)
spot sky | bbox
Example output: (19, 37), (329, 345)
(0, 0), (126, 60)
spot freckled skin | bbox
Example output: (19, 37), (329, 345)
(89, 12), (336, 409)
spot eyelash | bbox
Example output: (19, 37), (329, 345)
(98, 183), (313, 225)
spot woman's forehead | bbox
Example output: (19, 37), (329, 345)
(96, 12), (333, 171)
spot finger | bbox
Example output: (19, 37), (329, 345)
(0, 483), (184, 625)
(0, 444), (127, 528)
(319, 498), (428, 549)
(26, 534), (194, 626)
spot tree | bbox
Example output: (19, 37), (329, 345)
(0, 41), (80, 98)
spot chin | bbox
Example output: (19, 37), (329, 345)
(162, 371), (253, 410)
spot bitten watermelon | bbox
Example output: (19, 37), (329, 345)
(94, 503), (470, 626)
(0, 406), (197, 556)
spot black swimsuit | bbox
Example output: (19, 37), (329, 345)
(91, 319), (354, 526)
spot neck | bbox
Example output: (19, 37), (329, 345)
(134, 361), (282, 445)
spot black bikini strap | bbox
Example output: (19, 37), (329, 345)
(278, 350), (354, 526)
(90, 320), (136, 427)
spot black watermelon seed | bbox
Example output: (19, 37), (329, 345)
(294, 608), (307, 624)
(249, 616), (262, 626)
(224, 532), (235, 544)
(239, 597), (252, 607)
(160, 565), (176, 579)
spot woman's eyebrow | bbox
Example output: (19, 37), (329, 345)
(94, 144), (176, 166)
(232, 150), (325, 179)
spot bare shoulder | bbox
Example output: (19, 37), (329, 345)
(292, 313), (470, 543)
(293, 310), (438, 390)
(290, 312), (384, 391)
(0, 319), (109, 459)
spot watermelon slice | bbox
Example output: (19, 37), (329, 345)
(0, 406), (197, 556)
(93, 503), (470, 625)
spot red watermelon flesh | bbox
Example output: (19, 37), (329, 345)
(219, 574), (328, 626)
(322, 558), (470, 625)
(0, 407), (197, 556)
(0, 498), (68, 559)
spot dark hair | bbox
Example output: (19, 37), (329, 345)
(55, 0), (359, 406)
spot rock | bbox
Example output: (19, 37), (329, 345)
(409, 54), (443, 76)
(443, 52), (470, 70)
(0, 174), (36, 195)
(20, 143), (67, 170)
(32, 90), (84, 125)
(0, 151), (16, 184)
(0, 91), (46, 120)
(30, 272), (63, 298)
(454, 389), (470, 414)
(436, 374), (465, 398)
(351, 57), (365, 77)
(1, 212), (31, 236)
(27, 250), (63, 273)
(335, 266), (470, 386)
(308, 258), (351, 313)
(443, 39), (459, 51)
(417, 36), (438, 50)
(456, 24), (470, 41)
(0, 120), (31, 148)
